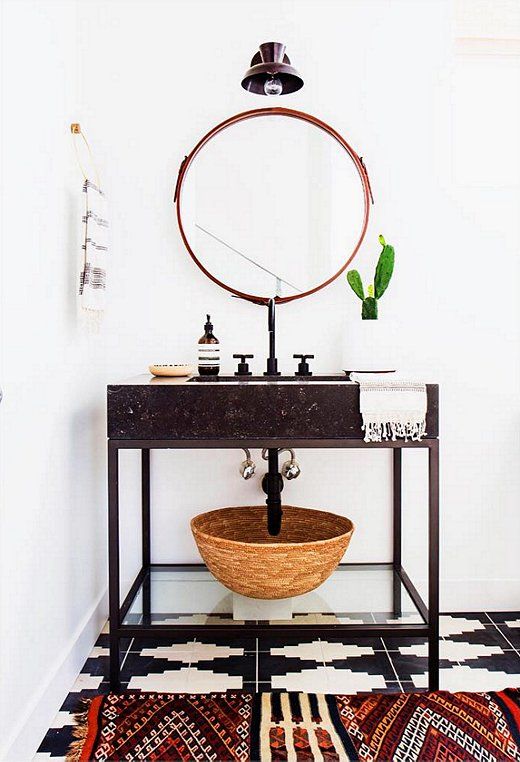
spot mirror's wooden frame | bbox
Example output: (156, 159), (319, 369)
(174, 107), (372, 305)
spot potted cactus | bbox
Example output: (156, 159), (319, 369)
(343, 235), (396, 372)
(346, 235), (395, 319)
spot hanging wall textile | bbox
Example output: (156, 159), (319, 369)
(67, 688), (520, 761)
(79, 179), (108, 313)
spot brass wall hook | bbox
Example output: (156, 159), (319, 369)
(70, 122), (101, 188)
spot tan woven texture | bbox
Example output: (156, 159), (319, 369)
(191, 505), (354, 599)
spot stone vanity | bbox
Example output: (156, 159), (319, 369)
(106, 373), (440, 693)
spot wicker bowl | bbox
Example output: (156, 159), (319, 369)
(191, 505), (354, 599)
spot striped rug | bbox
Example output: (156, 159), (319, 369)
(68, 688), (520, 761)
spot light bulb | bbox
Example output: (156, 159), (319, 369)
(264, 76), (283, 96)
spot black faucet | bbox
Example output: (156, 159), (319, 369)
(264, 298), (280, 376)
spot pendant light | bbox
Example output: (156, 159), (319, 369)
(241, 42), (304, 96)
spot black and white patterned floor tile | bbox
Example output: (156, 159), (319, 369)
(35, 612), (520, 761)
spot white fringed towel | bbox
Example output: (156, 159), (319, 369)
(350, 372), (427, 442)
(79, 179), (108, 313)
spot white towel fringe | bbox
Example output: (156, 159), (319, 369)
(362, 415), (427, 443)
(79, 306), (103, 334)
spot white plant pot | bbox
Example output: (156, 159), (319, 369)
(342, 319), (396, 374)
(232, 594), (293, 621)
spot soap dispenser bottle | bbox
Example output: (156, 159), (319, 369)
(198, 315), (220, 376)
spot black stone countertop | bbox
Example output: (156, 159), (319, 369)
(107, 375), (439, 441)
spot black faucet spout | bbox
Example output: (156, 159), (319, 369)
(265, 298), (281, 376)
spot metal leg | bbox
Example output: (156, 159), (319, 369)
(108, 441), (121, 691)
(393, 448), (402, 617)
(142, 575), (151, 626)
(428, 440), (440, 691)
(142, 449), (151, 625)
(142, 449), (150, 568)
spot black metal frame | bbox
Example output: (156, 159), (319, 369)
(108, 438), (439, 692)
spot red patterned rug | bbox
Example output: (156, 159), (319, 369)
(68, 688), (520, 761)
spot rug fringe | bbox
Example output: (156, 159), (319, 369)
(65, 700), (91, 762)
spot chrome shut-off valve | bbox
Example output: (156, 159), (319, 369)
(239, 448), (256, 480)
(280, 448), (301, 480)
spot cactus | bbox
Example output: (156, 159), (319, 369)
(346, 270), (364, 300)
(362, 296), (378, 319)
(346, 234), (395, 319)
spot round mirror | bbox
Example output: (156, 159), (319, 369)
(175, 108), (371, 304)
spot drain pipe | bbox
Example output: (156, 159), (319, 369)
(262, 448), (283, 536)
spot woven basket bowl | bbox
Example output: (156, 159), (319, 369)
(191, 505), (354, 599)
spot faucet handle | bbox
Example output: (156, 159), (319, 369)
(293, 354), (314, 377)
(233, 354), (254, 376)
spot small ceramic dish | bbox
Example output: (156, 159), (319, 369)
(149, 364), (194, 377)
(344, 369), (396, 376)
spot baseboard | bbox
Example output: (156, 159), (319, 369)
(409, 578), (520, 613)
(440, 579), (520, 612)
(1, 587), (108, 762)
(396, 576), (520, 613)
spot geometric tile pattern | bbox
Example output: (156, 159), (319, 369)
(36, 611), (520, 760)
(409, 665), (520, 692)
(439, 614), (487, 636)
(399, 640), (503, 662)
(271, 664), (388, 693)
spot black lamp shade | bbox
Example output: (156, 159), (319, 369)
(241, 42), (304, 95)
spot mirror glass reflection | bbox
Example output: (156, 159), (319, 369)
(180, 115), (366, 300)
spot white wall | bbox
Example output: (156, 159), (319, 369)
(76, 0), (520, 601)
(0, 2), (108, 758)
(1, 0), (519, 757)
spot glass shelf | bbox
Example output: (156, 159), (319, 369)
(122, 563), (424, 627)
